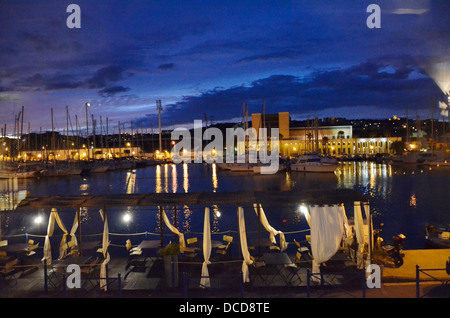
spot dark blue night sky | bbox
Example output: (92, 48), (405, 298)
(0, 0), (449, 133)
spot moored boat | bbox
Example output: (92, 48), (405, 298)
(0, 170), (38, 179)
(401, 153), (420, 164)
(290, 155), (337, 173)
(425, 224), (450, 249)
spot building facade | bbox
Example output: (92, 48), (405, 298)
(252, 112), (401, 157)
(18, 146), (143, 161)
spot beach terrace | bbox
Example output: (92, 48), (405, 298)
(0, 189), (384, 298)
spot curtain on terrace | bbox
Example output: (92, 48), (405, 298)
(200, 207), (211, 288)
(310, 205), (347, 276)
(253, 203), (288, 251)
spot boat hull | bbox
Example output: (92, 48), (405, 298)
(228, 163), (254, 172)
(0, 171), (38, 179)
(89, 166), (109, 173)
(290, 164), (337, 173)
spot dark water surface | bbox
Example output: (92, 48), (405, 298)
(1, 162), (449, 251)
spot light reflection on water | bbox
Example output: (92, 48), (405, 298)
(0, 162), (449, 249)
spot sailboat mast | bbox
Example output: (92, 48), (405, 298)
(431, 99), (434, 153)
(406, 109), (410, 143)
(66, 106), (70, 160)
(118, 121), (122, 156)
(100, 116), (103, 155)
(106, 117), (109, 152)
(157, 100), (162, 153)
(85, 103), (90, 159)
(51, 108), (55, 152)
(75, 115), (79, 157)
(92, 114), (96, 150)
(20, 106), (24, 155)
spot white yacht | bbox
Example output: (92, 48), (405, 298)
(290, 155), (338, 173)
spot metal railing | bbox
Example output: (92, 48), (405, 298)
(415, 265), (449, 298)
(306, 269), (367, 298)
(60, 273), (122, 297)
(43, 259), (122, 297)
(183, 272), (244, 298)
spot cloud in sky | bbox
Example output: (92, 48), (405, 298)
(133, 56), (439, 128)
(0, 0), (448, 132)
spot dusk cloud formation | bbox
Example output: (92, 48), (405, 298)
(0, 1), (448, 132)
(138, 56), (439, 127)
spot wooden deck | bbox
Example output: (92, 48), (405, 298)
(0, 250), (356, 297)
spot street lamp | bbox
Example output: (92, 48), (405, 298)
(122, 213), (132, 223)
(34, 215), (43, 224)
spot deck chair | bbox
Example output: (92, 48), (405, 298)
(66, 241), (80, 257)
(183, 237), (200, 260)
(26, 240), (39, 257)
(250, 255), (265, 269)
(80, 257), (100, 290)
(215, 235), (233, 258)
(0, 240), (8, 260)
(126, 239), (132, 252)
(269, 245), (281, 252)
(293, 239), (313, 267)
(248, 255), (266, 286)
(125, 240), (145, 271)
(185, 237), (200, 251)
(284, 261), (302, 285)
(305, 235), (311, 244)
(1, 258), (18, 287)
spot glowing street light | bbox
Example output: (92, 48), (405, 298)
(34, 215), (43, 224)
(122, 213), (132, 223)
(299, 204), (308, 216)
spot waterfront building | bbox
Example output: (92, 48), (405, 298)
(17, 146), (144, 161)
(251, 112), (401, 157)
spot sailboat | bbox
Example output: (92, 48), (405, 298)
(0, 162), (40, 179)
(400, 152), (420, 164)
(0, 108), (40, 179)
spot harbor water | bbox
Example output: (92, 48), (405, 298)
(0, 161), (449, 252)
